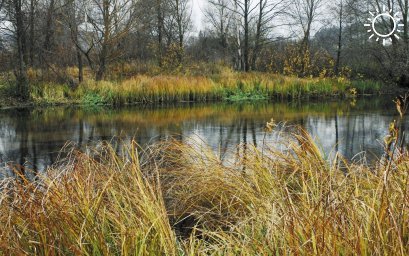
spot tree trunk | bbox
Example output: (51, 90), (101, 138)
(96, 0), (110, 81)
(335, 0), (343, 75)
(243, 0), (249, 71)
(234, 1), (242, 70)
(157, 0), (163, 67)
(77, 49), (83, 82)
(252, 0), (264, 70)
(14, 0), (29, 100)
(175, 0), (184, 64)
(402, 0), (409, 69)
(42, 0), (55, 66)
(67, 0), (83, 84)
(29, 0), (35, 66)
(96, 45), (107, 81)
(300, 4), (313, 76)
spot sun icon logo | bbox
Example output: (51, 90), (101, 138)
(364, 5), (403, 45)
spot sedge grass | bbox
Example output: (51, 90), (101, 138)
(0, 123), (408, 255)
(1, 70), (384, 106)
(74, 74), (378, 105)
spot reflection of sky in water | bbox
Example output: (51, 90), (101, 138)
(306, 114), (389, 161)
(182, 113), (399, 164)
(0, 97), (407, 174)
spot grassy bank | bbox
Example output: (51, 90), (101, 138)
(1, 123), (408, 255)
(0, 69), (386, 106)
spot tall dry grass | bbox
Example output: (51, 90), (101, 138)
(73, 73), (362, 105)
(159, 126), (408, 255)
(0, 143), (177, 255)
(0, 118), (408, 254)
(22, 69), (382, 105)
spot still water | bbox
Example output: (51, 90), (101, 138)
(0, 96), (407, 174)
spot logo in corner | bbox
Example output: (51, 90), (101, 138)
(365, 5), (403, 46)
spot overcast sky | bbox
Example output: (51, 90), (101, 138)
(189, 0), (295, 38)
(188, 0), (354, 40)
(191, 0), (206, 32)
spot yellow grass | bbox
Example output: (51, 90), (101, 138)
(21, 70), (378, 105)
(1, 65), (383, 106)
(0, 123), (407, 255)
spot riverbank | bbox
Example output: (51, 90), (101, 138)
(0, 125), (407, 255)
(0, 71), (389, 107)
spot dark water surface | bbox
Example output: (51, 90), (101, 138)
(0, 96), (407, 174)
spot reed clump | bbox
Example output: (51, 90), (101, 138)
(76, 75), (220, 105)
(1, 121), (408, 255)
(19, 71), (383, 105)
(0, 143), (177, 255)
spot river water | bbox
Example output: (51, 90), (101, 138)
(0, 96), (407, 175)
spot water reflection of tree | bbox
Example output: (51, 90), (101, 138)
(0, 98), (404, 175)
(335, 111), (339, 152)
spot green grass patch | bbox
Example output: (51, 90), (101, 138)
(82, 92), (109, 105)
(351, 79), (383, 94)
(222, 81), (268, 101)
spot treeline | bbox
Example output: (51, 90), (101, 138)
(0, 0), (408, 98)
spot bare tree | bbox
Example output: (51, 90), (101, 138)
(396, 0), (409, 81)
(292, 0), (325, 49)
(397, 0), (408, 44)
(62, 0), (85, 83)
(4, 0), (29, 98)
(290, 0), (325, 75)
(84, 0), (138, 80)
(156, 0), (164, 66)
(231, 0), (253, 71)
(205, 0), (232, 59)
(168, 0), (191, 63)
(42, 0), (55, 61)
(28, 0), (34, 66)
(217, 0), (286, 71)
(329, 0), (346, 74)
(335, 0), (343, 74)
(251, 0), (286, 69)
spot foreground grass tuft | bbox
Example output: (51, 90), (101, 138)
(0, 142), (177, 255)
(0, 123), (408, 255)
